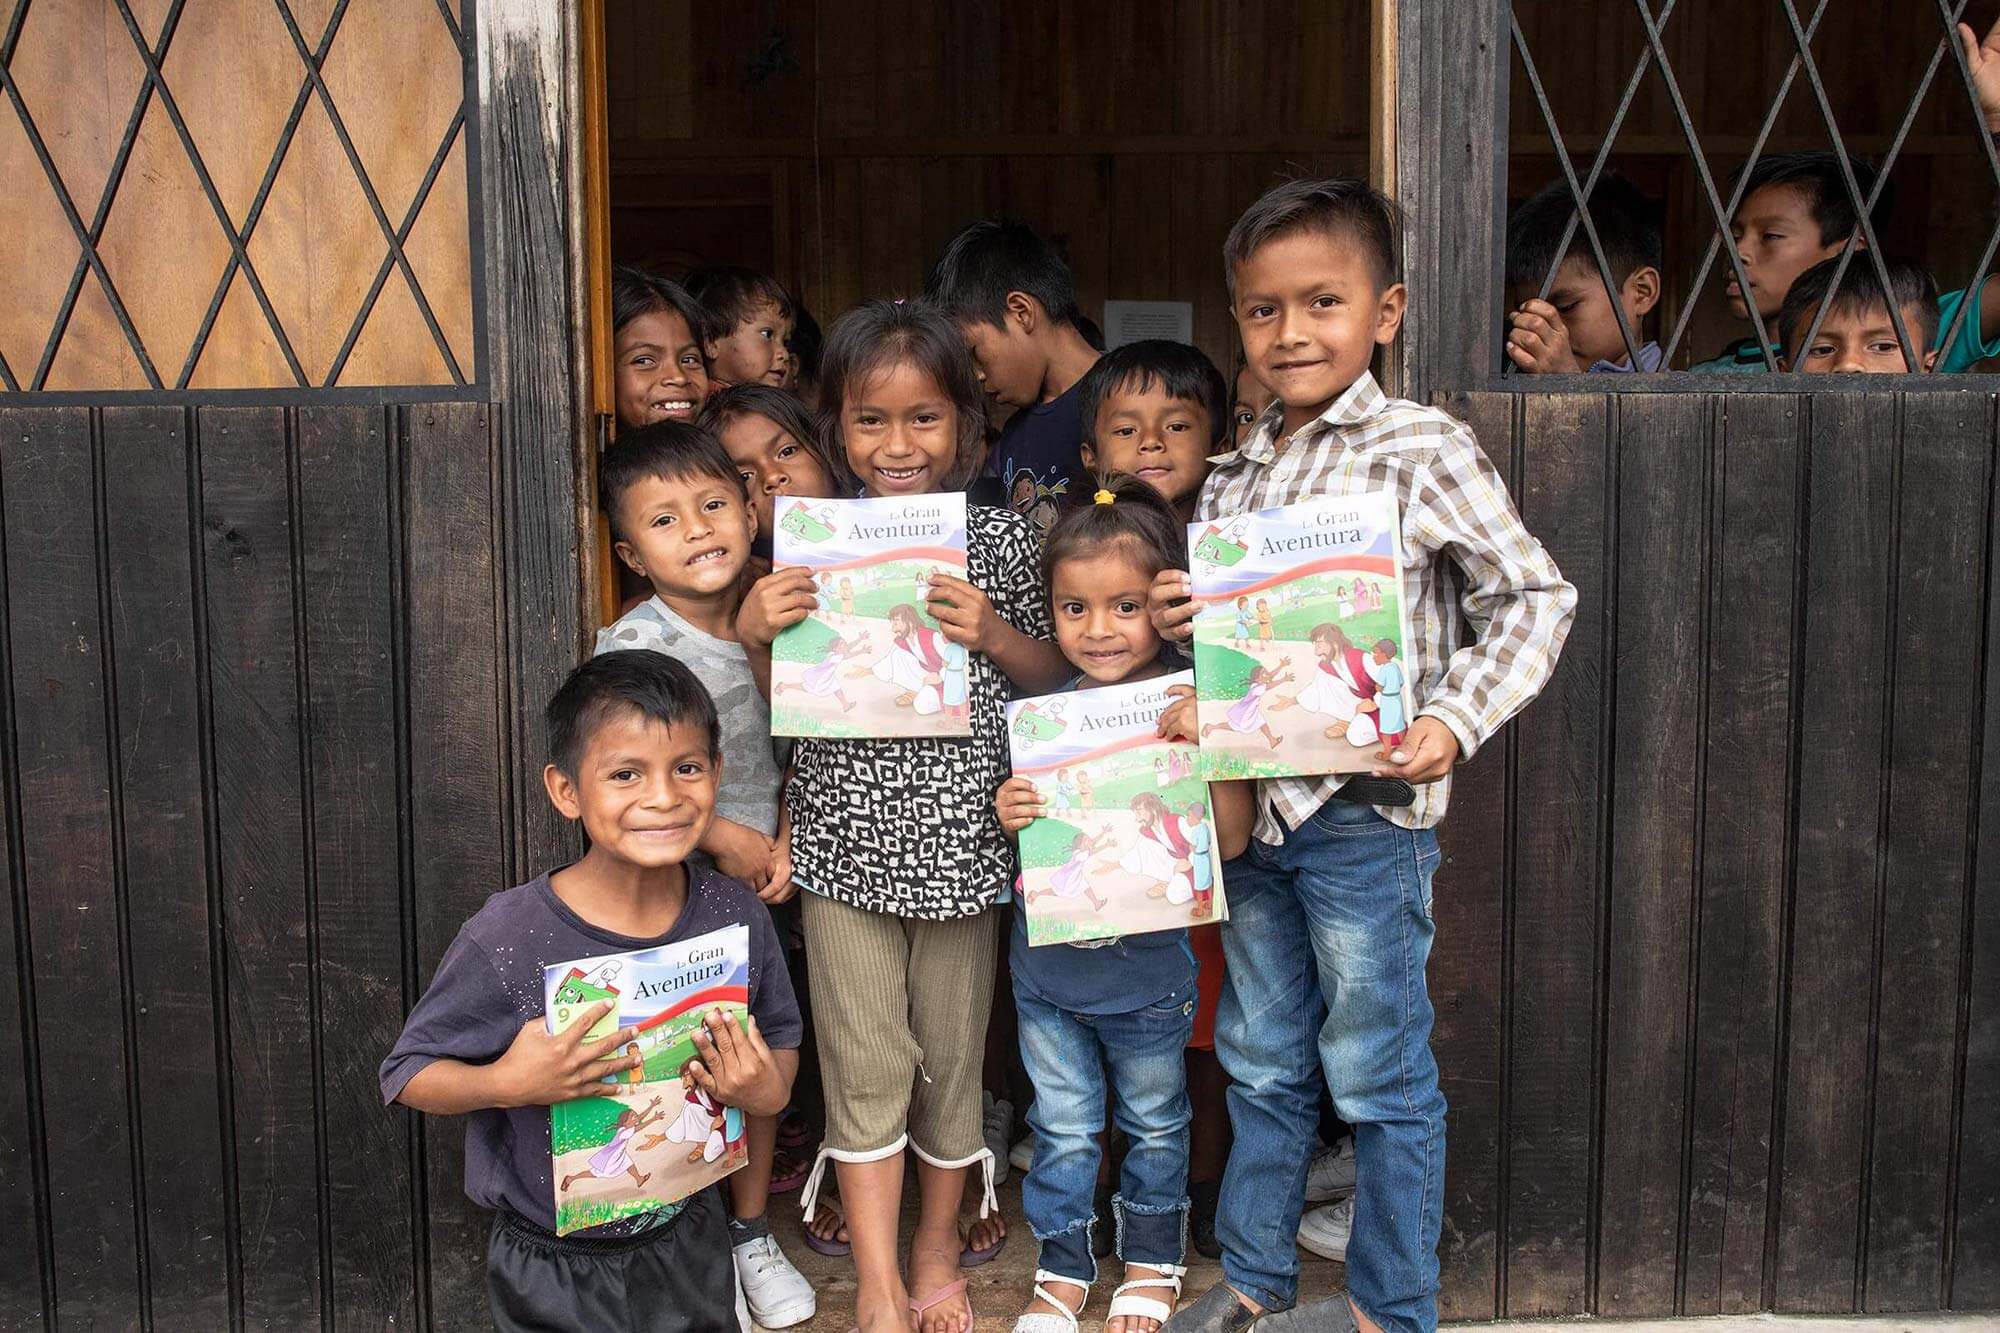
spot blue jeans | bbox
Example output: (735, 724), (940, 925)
(1214, 799), (1444, 1333)
(1014, 983), (1195, 1284)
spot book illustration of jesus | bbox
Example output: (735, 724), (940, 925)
(1007, 672), (1228, 946)
(770, 493), (971, 738)
(1187, 493), (1415, 781)
(543, 925), (754, 1234)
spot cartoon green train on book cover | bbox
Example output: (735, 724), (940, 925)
(1186, 492), (1414, 782)
(541, 925), (752, 1234)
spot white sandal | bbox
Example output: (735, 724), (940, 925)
(1011, 1269), (1089, 1333)
(1104, 1261), (1186, 1329)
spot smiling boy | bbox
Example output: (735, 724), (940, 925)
(1077, 338), (1232, 522)
(1152, 180), (1575, 1333)
(381, 651), (801, 1332)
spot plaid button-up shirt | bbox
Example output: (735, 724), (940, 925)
(1197, 371), (1576, 840)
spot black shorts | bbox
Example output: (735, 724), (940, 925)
(486, 1186), (735, 1332)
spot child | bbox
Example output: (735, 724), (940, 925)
(1152, 179), (1575, 1333)
(612, 265), (711, 428)
(686, 264), (796, 389)
(993, 474), (1253, 1333)
(591, 424), (817, 1327)
(701, 383), (839, 552)
(1777, 255), (1941, 373)
(737, 299), (1069, 1333)
(380, 651), (801, 1333)
(925, 219), (1101, 533)
(1503, 174), (1663, 373)
(1075, 339), (1232, 522)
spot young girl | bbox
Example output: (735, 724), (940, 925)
(738, 300), (1069, 1333)
(993, 475), (1253, 1333)
(611, 265), (710, 429)
(701, 383), (838, 554)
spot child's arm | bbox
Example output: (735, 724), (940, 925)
(735, 566), (819, 698)
(396, 1000), (642, 1115)
(995, 775), (1044, 837)
(1208, 781), (1255, 861)
(926, 572), (1071, 693)
(702, 816), (777, 892)
(1381, 426), (1577, 784)
(685, 1009), (796, 1117)
(760, 799), (797, 905)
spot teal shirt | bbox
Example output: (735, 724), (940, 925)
(1688, 283), (2000, 373)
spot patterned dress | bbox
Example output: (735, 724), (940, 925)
(786, 505), (1051, 920)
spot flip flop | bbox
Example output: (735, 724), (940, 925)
(802, 1220), (851, 1258)
(768, 1148), (811, 1194)
(910, 1278), (971, 1328)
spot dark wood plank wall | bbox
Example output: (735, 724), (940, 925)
(1427, 387), (2000, 1320)
(0, 403), (502, 1328)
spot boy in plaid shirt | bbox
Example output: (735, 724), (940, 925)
(1153, 179), (1576, 1333)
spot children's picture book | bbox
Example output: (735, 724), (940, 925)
(542, 924), (752, 1235)
(1186, 493), (1414, 781)
(768, 492), (972, 739)
(1007, 671), (1227, 946)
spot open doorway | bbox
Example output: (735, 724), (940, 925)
(584, 0), (1377, 625)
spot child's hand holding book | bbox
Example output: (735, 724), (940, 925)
(995, 776), (1045, 835)
(496, 1001), (643, 1108)
(685, 1008), (788, 1117)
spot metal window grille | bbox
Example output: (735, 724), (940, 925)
(1504, 0), (2000, 377)
(0, 0), (480, 395)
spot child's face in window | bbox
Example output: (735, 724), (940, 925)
(841, 359), (960, 496)
(612, 471), (755, 602)
(958, 301), (1048, 408)
(544, 711), (718, 874)
(1082, 380), (1213, 510)
(1728, 183), (1845, 320)
(1513, 254), (1662, 368)
(1782, 301), (1939, 373)
(1232, 230), (1405, 437)
(706, 298), (794, 389)
(1231, 366), (1274, 447)
(717, 411), (831, 537)
(1051, 544), (1163, 685)
(615, 308), (709, 427)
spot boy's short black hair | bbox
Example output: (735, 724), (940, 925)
(1777, 255), (1940, 357)
(684, 265), (794, 336)
(1078, 340), (1231, 450)
(1223, 178), (1403, 296)
(1506, 174), (1662, 294)
(612, 264), (712, 347)
(923, 219), (1082, 329)
(599, 421), (746, 541)
(547, 650), (720, 776)
(1732, 151), (1891, 247)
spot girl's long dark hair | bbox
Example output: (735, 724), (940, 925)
(1041, 471), (1187, 583)
(698, 383), (840, 487)
(816, 299), (987, 492)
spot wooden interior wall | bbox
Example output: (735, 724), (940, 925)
(1507, 0), (2000, 368)
(604, 0), (1370, 375)
(1427, 388), (2000, 1319)
(0, 0), (478, 392)
(0, 402), (501, 1328)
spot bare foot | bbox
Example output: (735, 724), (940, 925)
(961, 1212), (1006, 1254)
(805, 1198), (851, 1249)
(632, 1170), (651, 1188)
(908, 1226), (970, 1333)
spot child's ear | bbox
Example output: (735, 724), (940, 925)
(1079, 439), (1098, 471)
(1005, 290), (1040, 336)
(1922, 347), (1941, 372)
(614, 539), (647, 579)
(1624, 266), (1663, 319)
(1373, 283), (1409, 346)
(544, 764), (583, 820)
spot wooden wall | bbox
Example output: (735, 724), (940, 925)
(604, 0), (1370, 374)
(1507, 0), (2000, 368)
(0, 0), (478, 391)
(0, 402), (504, 1327)
(1428, 388), (2000, 1319)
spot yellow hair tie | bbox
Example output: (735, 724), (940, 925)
(1094, 488), (1116, 505)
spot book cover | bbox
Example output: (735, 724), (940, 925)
(542, 924), (752, 1235)
(1006, 671), (1226, 946)
(768, 493), (972, 739)
(1186, 493), (1415, 780)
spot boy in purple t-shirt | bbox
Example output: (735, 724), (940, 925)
(925, 218), (1100, 535)
(381, 651), (801, 1332)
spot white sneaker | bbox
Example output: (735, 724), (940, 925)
(733, 1234), (817, 1328)
(1304, 1138), (1355, 1203)
(1009, 1134), (1035, 1174)
(1296, 1197), (1352, 1262)
(984, 1091), (1014, 1186)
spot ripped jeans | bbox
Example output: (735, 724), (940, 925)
(1014, 981), (1194, 1285)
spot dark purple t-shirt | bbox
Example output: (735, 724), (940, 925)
(379, 864), (801, 1235)
(984, 376), (1089, 537)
